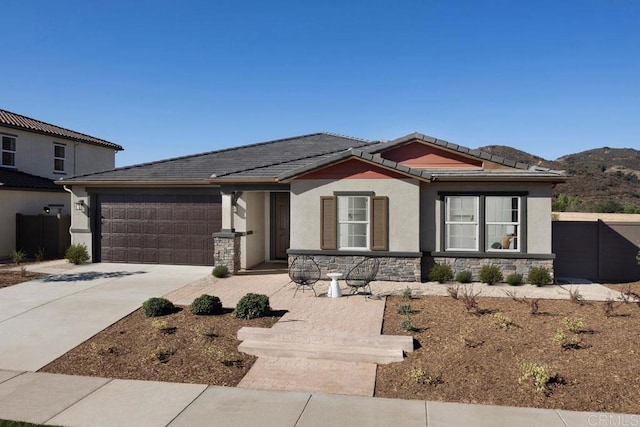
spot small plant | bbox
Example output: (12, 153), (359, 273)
(460, 328), (484, 348)
(190, 294), (223, 315)
(11, 249), (26, 265)
(65, 243), (90, 265)
(529, 298), (540, 315)
(563, 317), (586, 334)
(567, 287), (584, 305)
(527, 266), (552, 287)
(36, 247), (46, 262)
(479, 264), (503, 285)
(150, 319), (176, 334)
(446, 284), (460, 300)
(399, 317), (417, 332)
(428, 263), (453, 283)
(493, 312), (515, 330)
(235, 293), (271, 319)
(603, 298), (617, 318)
(460, 286), (481, 312)
(150, 346), (176, 363)
(553, 329), (582, 349)
(142, 297), (175, 317)
(519, 362), (553, 394)
(401, 286), (413, 300)
(212, 265), (229, 278)
(506, 273), (523, 286)
(411, 367), (443, 385)
(397, 301), (413, 315)
(455, 270), (473, 283)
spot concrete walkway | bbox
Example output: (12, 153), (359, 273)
(0, 369), (636, 427)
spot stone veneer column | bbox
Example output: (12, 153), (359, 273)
(213, 231), (241, 274)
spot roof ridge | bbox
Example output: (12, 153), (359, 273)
(321, 132), (373, 143)
(0, 108), (122, 150)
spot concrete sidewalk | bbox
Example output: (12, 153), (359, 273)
(0, 370), (636, 427)
(0, 262), (211, 371)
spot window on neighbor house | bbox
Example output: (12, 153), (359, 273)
(54, 144), (65, 172)
(444, 194), (523, 253)
(2, 135), (16, 167)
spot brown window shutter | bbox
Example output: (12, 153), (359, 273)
(320, 196), (337, 250)
(370, 196), (389, 251)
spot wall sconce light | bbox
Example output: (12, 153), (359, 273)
(75, 200), (86, 211)
(43, 206), (51, 214)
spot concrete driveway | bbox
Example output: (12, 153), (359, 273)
(0, 262), (211, 371)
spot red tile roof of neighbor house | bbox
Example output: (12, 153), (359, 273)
(0, 109), (123, 151)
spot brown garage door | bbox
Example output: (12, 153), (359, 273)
(98, 194), (221, 266)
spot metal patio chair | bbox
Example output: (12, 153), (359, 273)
(288, 255), (321, 297)
(345, 257), (380, 297)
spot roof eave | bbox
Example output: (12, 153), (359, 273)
(0, 123), (123, 151)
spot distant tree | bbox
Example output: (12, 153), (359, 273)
(552, 193), (581, 212)
(594, 200), (624, 213)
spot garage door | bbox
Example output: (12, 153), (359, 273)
(98, 194), (221, 265)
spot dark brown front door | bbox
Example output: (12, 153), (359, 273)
(273, 193), (290, 259)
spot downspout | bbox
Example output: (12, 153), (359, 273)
(63, 185), (74, 242)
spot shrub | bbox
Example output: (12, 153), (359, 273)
(212, 265), (229, 278)
(11, 249), (26, 265)
(399, 318), (417, 332)
(455, 270), (473, 283)
(493, 312), (515, 330)
(603, 298), (617, 318)
(527, 266), (552, 286)
(519, 362), (553, 394)
(150, 319), (176, 334)
(411, 367), (443, 385)
(428, 263), (453, 283)
(563, 317), (586, 334)
(65, 243), (89, 265)
(446, 284), (460, 300)
(568, 287), (584, 305)
(142, 297), (175, 317)
(190, 294), (223, 315)
(460, 286), (481, 312)
(553, 329), (581, 350)
(397, 301), (413, 315)
(235, 293), (271, 319)
(401, 286), (413, 300)
(479, 265), (503, 285)
(506, 273), (523, 286)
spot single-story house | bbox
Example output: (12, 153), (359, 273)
(59, 132), (565, 281)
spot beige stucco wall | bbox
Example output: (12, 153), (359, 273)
(68, 186), (93, 260)
(1, 126), (117, 180)
(420, 182), (553, 254)
(234, 192), (266, 269)
(290, 179), (421, 252)
(0, 189), (70, 258)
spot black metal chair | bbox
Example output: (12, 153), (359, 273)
(288, 255), (321, 297)
(345, 257), (380, 297)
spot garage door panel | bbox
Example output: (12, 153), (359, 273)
(99, 194), (221, 266)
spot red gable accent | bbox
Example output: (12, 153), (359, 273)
(382, 141), (482, 169)
(298, 159), (409, 180)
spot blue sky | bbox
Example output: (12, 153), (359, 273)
(3, 1), (638, 167)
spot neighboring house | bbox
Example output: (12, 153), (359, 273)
(60, 132), (565, 281)
(0, 109), (123, 259)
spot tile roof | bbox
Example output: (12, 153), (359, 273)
(0, 109), (123, 151)
(0, 168), (64, 191)
(59, 133), (372, 183)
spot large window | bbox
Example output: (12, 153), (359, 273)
(2, 136), (16, 167)
(445, 196), (478, 251)
(444, 194), (523, 253)
(54, 143), (66, 172)
(338, 195), (369, 249)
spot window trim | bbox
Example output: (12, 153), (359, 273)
(444, 195), (479, 251)
(2, 135), (17, 168)
(53, 142), (66, 173)
(485, 196), (521, 252)
(439, 191), (528, 254)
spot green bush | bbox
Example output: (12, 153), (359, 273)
(212, 265), (229, 278)
(428, 263), (453, 283)
(527, 266), (552, 286)
(506, 273), (523, 286)
(235, 293), (271, 319)
(479, 264), (503, 285)
(190, 294), (223, 315)
(397, 301), (413, 315)
(142, 297), (175, 317)
(455, 270), (473, 283)
(11, 249), (26, 265)
(65, 243), (89, 265)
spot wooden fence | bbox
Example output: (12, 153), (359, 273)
(15, 214), (71, 259)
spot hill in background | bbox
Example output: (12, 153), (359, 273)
(478, 145), (640, 213)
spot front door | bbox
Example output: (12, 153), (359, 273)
(273, 193), (290, 259)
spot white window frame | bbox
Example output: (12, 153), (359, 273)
(2, 135), (16, 168)
(485, 196), (520, 252)
(445, 196), (479, 251)
(53, 143), (66, 173)
(337, 195), (370, 250)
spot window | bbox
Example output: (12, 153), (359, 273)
(444, 194), (523, 253)
(2, 135), (16, 167)
(485, 196), (519, 251)
(338, 196), (369, 249)
(320, 194), (388, 251)
(54, 144), (65, 172)
(445, 196), (478, 251)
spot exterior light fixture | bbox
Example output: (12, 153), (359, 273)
(75, 200), (85, 211)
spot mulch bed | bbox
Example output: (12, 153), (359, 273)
(0, 270), (49, 288)
(40, 307), (280, 386)
(376, 293), (640, 414)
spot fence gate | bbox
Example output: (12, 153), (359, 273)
(15, 214), (71, 259)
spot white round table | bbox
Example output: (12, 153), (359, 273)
(326, 272), (343, 298)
